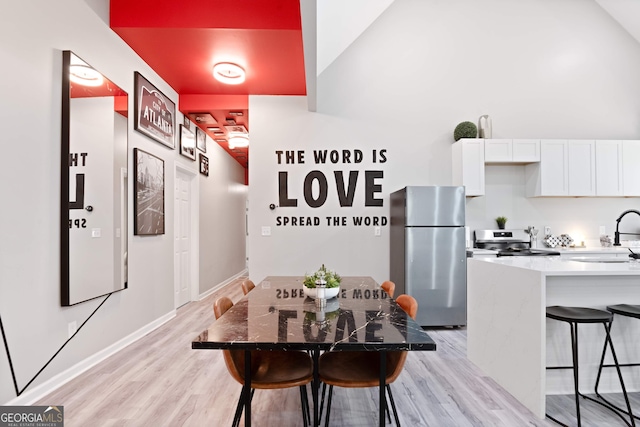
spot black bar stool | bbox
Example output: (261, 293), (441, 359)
(594, 304), (640, 421)
(546, 305), (635, 427)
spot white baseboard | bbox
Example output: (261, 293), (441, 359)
(198, 268), (248, 300)
(5, 310), (176, 406)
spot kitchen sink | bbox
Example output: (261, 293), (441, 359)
(569, 257), (633, 263)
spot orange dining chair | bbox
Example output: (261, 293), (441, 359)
(214, 297), (313, 427)
(241, 279), (255, 295)
(318, 294), (418, 426)
(380, 280), (396, 298)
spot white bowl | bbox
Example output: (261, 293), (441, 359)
(303, 286), (340, 300)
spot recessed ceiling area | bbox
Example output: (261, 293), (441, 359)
(110, 0), (307, 169)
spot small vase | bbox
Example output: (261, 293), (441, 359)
(497, 223), (506, 229)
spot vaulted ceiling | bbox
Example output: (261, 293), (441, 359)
(110, 0), (308, 168)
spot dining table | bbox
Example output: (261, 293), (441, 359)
(192, 276), (437, 427)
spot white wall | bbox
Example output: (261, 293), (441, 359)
(199, 137), (248, 293)
(248, 0), (640, 283)
(0, 0), (246, 404)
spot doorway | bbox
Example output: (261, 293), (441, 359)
(174, 166), (198, 308)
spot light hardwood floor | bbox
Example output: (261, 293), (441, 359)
(36, 276), (638, 426)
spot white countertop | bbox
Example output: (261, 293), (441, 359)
(470, 245), (634, 256)
(469, 255), (640, 276)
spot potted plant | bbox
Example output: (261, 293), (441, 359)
(453, 121), (478, 141)
(303, 264), (341, 299)
(495, 216), (508, 229)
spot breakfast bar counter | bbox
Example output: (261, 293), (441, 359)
(467, 256), (640, 419)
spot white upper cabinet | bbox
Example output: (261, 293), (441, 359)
(513, 139), (541, 162)
(623, 140), (640, 196)
(452, 138), (485, 196)
(484, 139), (512, 162)
(595, 140), (623, 196)
(484, 139), (540, 163)
(474, 138), (638, 198)
(526, 140), (568, 196)
(567, 140), (596, 196)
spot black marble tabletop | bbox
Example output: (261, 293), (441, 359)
(192, 276), (436, 352)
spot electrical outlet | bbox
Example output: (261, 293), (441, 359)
(261, 226), (271, 236)
(599, 226), (606, 235)
(374, 227), (381, 236)
(544, 226), (551, 236)
(68, 321), (77, 338)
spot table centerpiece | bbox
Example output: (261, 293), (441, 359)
(303, 264), (341, 300)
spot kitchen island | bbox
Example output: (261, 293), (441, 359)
(467, 256), (640, 419)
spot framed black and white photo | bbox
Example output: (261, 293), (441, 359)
(199, 154), (209, 176)
(180, 124), (196, 160)
(183, 115), (191, 130)
(133, 148), (165, 235)
(134, 72), (175, 149)
(196, 127), (207, 152)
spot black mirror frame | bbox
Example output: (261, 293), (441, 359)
(60, 50), (128, 306)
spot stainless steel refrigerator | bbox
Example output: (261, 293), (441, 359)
(390, 186), (467, 327)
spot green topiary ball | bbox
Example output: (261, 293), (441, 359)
(453, 121), (478, 141)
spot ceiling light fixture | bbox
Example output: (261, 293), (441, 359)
(228, 135), (249, 149)
(69, 64), (104, 87)
(212, 62), (246, 85)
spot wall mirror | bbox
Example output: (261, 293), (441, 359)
(61, 51), (129, 306)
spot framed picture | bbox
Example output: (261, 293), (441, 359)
(199, 154), (209, 176)
(180, 124), (196, 160)
(196, 127), (207, 152)
(133, 148), (165, 235)
(183, 115), (191, 130)
(134, 72), (175, 149)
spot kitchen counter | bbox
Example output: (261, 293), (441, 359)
(476, 255), (640, 275)
(467, 257), (640, 419)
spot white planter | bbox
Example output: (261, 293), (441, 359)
(303, 286), (340, 300)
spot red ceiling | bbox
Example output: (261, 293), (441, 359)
(110, 0), (307, 170)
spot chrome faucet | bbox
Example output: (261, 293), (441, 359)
(613, 209), (640, 246)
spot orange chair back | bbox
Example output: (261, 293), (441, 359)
(380, 280), (395, 298)
(213, 296), (256, 384)
(241, 279), (256, 295)
(395, 294), (418, 319)
(386, 294), (418, 383)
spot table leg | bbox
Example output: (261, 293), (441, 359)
(312, 349), (320, 427)
(379, 351), (386, 427)
(244, 350), (252, 427)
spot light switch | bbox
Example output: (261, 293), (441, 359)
(91, 228), (101, 238)
(374, 227), (381, 236)
(261, 226), (271, 236)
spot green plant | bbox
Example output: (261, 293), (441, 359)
(303, 264), (341, 288)
(495, 216), (508, 228)
(453, 121), (478, 141)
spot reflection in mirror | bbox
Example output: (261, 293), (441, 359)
(61, 51), (128, 306)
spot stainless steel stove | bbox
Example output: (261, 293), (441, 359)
(474, 229), (561, 257)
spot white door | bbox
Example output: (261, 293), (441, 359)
(175, 169), (192, 308)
